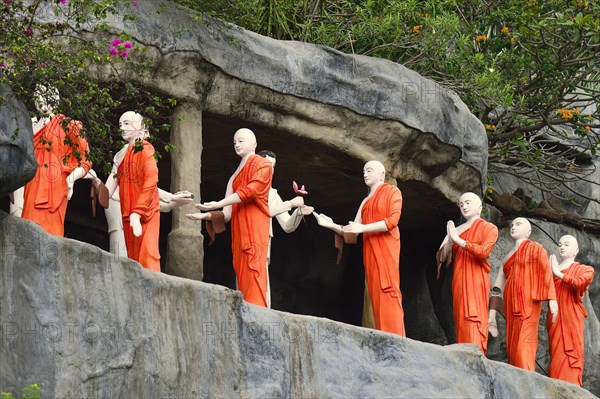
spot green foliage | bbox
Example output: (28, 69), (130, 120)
(1, 0), (177, 177)
(1, 383), (41, 399)
(3, 0), (598, 201)
(179, 0), (600, 202)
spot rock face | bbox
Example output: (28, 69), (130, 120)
(0, 212), (596, 399)
(0, 83), (36, 198)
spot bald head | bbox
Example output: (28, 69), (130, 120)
(120, 111), (145, 127)
(558, 235), (579, 260)
(510, 217), (532, 241)
(459, 192), (482, 220)
(365, 160), (385, 174)
(233, 128), (257, 157)
(460, 192), (481, 207)
(561, 235), (577, 245)
(119, 111), (149, 142)
(34, 84), (60, 116)
(234, 128), (256, 142)
(363, 160), (386, 187)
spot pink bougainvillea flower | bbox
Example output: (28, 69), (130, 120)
(132, 0), (137, 7)
(293, 181), (308, 195)
(60, 0), (66, 4)
(109, 37), (132, 58)
(4, 0), (14, 5)
(24, 28), (33, 37)
(0, 62), (6, 68)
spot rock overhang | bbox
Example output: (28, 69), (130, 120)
(29, 1), (488, 227)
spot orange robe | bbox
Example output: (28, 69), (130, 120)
(361, 184), (405, 336)
(117, 141), (161, 272)
(231, 154), (272, 307)
(451, 218), (498, 354)
(22, 114), (91, 236)
(503, 239), (556, 370)
(547, 262), (594, 386)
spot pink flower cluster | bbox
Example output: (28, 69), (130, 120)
(109, 38), (133, 58)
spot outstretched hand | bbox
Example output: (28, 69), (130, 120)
(298, 205), (314, 216)
(313, 212), (335, 228)
(170, 191), (194, 209)
(195, 201), (220, 211)
(185, 212), (211, 221)
(343, 221), (364, 234)
(83, 169), (101, 187)
(289, 196), (304, 208)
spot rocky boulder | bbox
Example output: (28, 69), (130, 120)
(0, 82), (36, 198)
(0, 212), (596, 399)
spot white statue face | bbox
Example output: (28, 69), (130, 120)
(458, 192), (482, 220)
(558, 235), (579, 260)
(34, 85), (60, 116)
(119, 111), (146, 144)
(363, 161), (385, 187)
(510, 217), (531, 241)
(233, 128), (257, 158)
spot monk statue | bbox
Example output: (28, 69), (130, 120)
(437, 192), (498, 354)
(186, 128), (273, 307)
(546, 235), (594, 386)
(87, 111), (162, 271)
(489, 217), (558, 370)
(86, 147), (193, 258)
(10, 85), (92, 236)
(313, 161), (405, 336)
(257, 149), (313, 308)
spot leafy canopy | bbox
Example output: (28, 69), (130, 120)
(181, 0), (600, 203)
(2, 0), (598, 202)
(1, 0), (176, 176)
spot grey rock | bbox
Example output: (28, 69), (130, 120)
(1, 212), (596, 399)
(0, 82), (36, 198)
